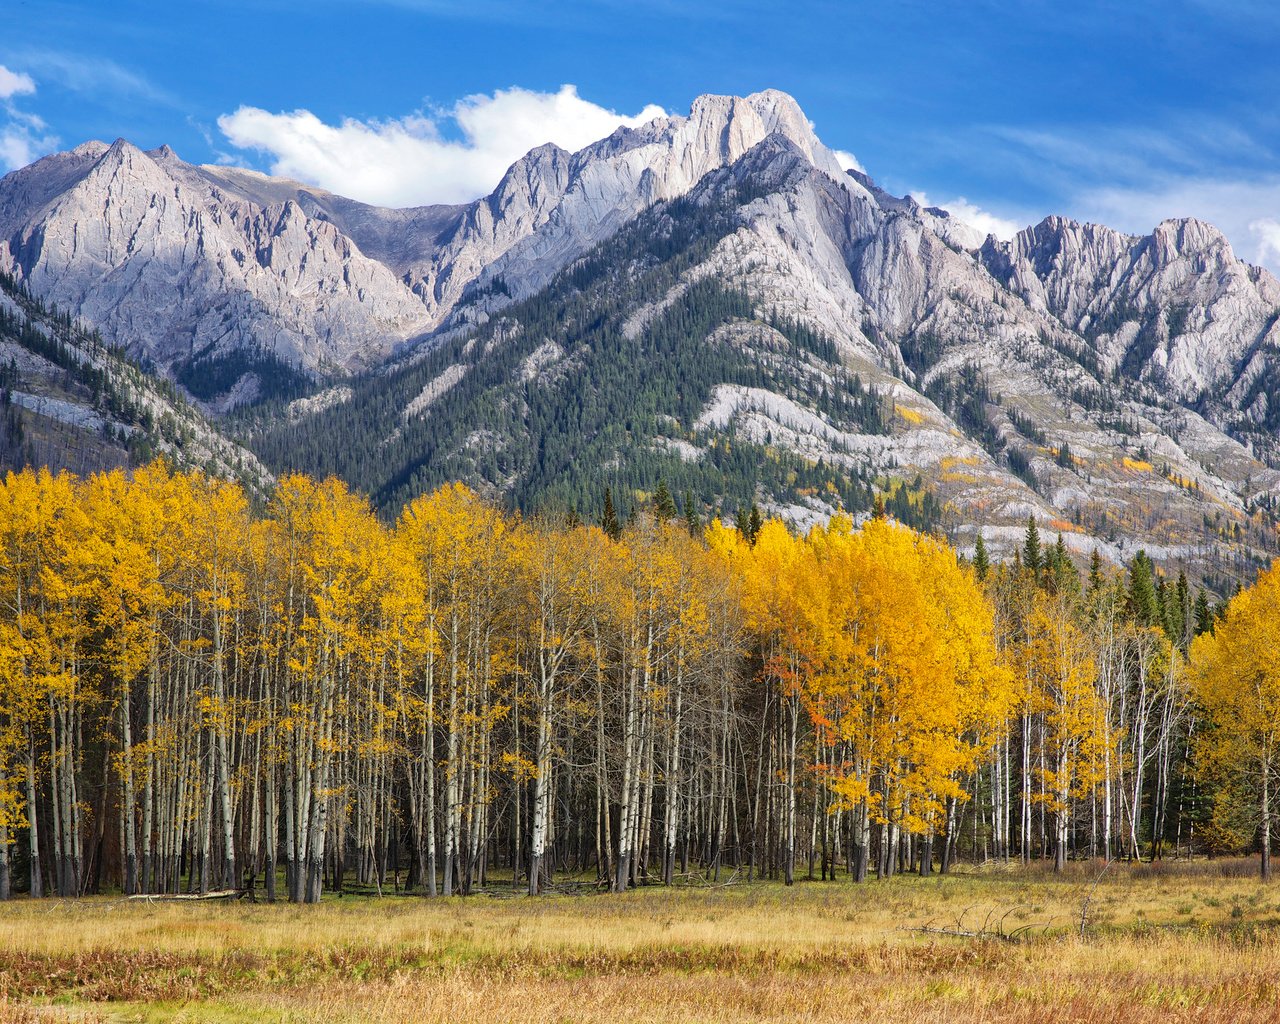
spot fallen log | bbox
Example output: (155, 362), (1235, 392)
(126, 889), (246, 902)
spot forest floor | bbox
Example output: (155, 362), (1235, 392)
(3, 859), (1280, 1023)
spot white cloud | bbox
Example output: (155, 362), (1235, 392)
(909, 190), (1021, 241)
(937, 196), (1021, 241)
(11, 50), (173, 105)
(833, 148), (864, 174)
(0, 64), (56, 173)
(0, 65), (35, 100)
(218, 84), (666, 208)
(1252, 218), (1280, 269)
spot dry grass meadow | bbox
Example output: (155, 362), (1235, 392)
(3, 860), (1280, 1023)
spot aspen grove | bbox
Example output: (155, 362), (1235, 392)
(0, 464), (1270, 903)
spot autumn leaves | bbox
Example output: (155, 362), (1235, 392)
(1189, 564), (1280, 880)
(0, 461), (1277, 900)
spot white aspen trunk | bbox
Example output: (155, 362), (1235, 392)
(25, 739), (41, 898)
(663, 686), (683, 886)
(1020, 713), (1032, 863)
(121, 678), (138, 895)
(1129, 657), (1151, 862)
(211, 611), (237, 891)
(615, 657), (640, 893)
(1262, 747), (1272, 882)
(784, 682), (799, 886)
(142, 645), (157, 893)
(424, 630), (438, 896)
(529, 643), (554, 895)
(443, 609), (461, 897)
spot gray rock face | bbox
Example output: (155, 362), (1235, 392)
(390, 89), (859, 329)
(0, 141), (435, 402)
(981, 216), (1280, 403)
(392, 121), (1280, 577)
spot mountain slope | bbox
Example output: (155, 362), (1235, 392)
(0, 271), (269, 486)
(0, 141), (436, 408)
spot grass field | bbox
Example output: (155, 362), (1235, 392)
(3, 860), (1280, 1023)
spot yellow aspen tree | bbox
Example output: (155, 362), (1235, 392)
(1191, 561), (1280, 880)
(514, 517), (594, 894)
(1022, 588), (1109, 871)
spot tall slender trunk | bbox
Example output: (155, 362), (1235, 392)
(25, 739), (42, 898)
(120, 678), (138, 895)
(1262, 753), (1272, 883)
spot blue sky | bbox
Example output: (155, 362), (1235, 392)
(3, 0), (1279, 268)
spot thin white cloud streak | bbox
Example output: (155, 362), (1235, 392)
(0, 65), (35, 100)
(0, 63), (57, 173)
(12, 49), (174, 105)
(219, 84), (666, 207)
(952, 118), (1280, 274)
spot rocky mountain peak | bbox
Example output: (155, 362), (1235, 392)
(1148, 216), (1233, 265)
(70, 140), (111, 160)
(147, 143), (181, 164)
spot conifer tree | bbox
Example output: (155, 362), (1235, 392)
(972, 533), (990, 581)
(683, 489), (699, 536)
(602, 487), (621, 541)
(1127, 551), (1159, 627)
(1047, 534), (1079, 594)
(653, 479), (678, 522)
(1194, 587), (1214, 636)
(1175, 571), (1192, 650)
(1088, 549), (1104, 595)
(1022, 515), (1042, 577)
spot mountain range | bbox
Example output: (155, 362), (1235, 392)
(3, 88), (1279, 590)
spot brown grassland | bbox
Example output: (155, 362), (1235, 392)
(2, 861), (1280, 1023)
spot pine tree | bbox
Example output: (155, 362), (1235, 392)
(1048, 534), (1078, 593)
(1175, 571), (1192, 650)
(683, 489), (699, 537)
(871, 493), (887, 520)
(972, 533), (990, 582)
(1022, 515), (1042, 578)
(1088, 549), (1104, 595)
(602, 487), (621, 541)
(653, 479), (678, 522)
(1194, 587), (1214, 636)
(1127, 551), (1159, 627)
(747, 503), (764, 544)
